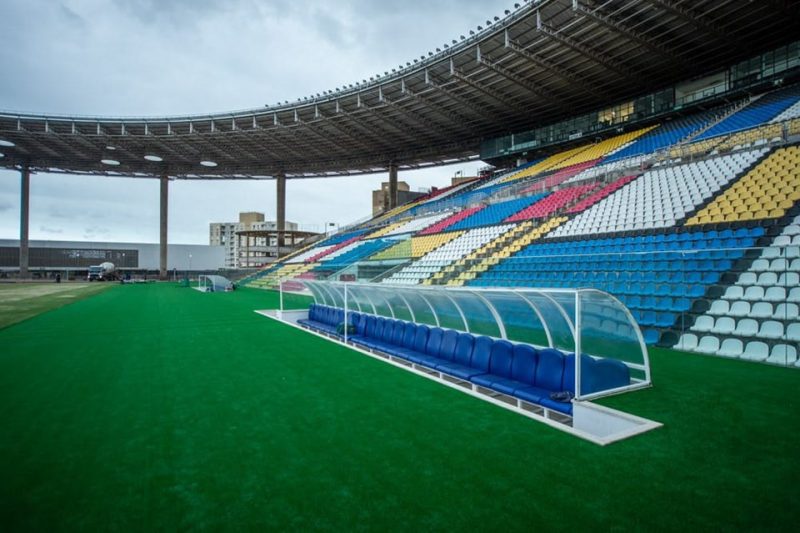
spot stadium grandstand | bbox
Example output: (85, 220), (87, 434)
(250, 77), (800, 368)
(2, 0), (800, 530)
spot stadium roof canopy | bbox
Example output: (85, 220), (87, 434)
(1, 0), (798, 179)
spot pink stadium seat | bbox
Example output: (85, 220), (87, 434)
(506, 183), (601, 222)
(418, 205), (486, 235)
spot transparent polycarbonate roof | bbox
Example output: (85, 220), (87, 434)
(296, 280), (651, 397)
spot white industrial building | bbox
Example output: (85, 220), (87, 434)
(0, 239), (224, 275)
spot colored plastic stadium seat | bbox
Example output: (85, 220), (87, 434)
(436, 335), (491, 380)
(301, 306), (631, 414)
(533, 348), (566, 392)
(471, 340), (515, 388)
(487, 343), (539, 396)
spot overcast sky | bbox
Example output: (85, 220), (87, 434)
(0, 0), (512, 244)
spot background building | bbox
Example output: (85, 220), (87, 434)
(0, 239), (223, 277)
(210, 212), (300, 268)
(372, 181), (427, 215)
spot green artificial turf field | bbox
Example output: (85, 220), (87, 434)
(0, 283), (798, 531)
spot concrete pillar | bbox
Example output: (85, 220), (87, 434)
(19, 168), (30, 279)
(388, 163), (398, 209)
(159, 174), (168, 280)
(276, 172), (286, 255)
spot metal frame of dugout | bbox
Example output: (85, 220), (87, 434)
(262, 280), (661, 445)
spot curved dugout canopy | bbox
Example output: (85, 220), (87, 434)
(198, 275), (233, 292)
(293, 280), (651, 400)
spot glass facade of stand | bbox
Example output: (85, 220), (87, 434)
(289, 281), (651, 399)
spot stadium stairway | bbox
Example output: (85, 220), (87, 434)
(679, 147), (777, 226)
(383, 226), (512, 285)
(249, 262), (320, 289)
(686, 145), (800, 225)
(439, 218), (566, 287)
(424, 223), (530, 286)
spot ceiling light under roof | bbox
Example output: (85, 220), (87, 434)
(200, 160), (218, 167)
(105, 145), (116, 151)
(101, 158), (120, 166)
(0, 139), (15, 147)
(144, 154), (163, 162)
(0, 153), (4, 158)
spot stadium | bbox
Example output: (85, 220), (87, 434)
(1, 0), (800, 529)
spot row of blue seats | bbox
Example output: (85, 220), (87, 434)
(469, 278), (708, 298)
(316, 238), (395, 271)
(482, 270), (721, 284)
(300, 305), (346, 335)
(541, 227), (763, 248)
(318, 228), (368, 247)
(299, 304), (630, 414)
(696, 85), (800, 140)
(517, 242), (757, 256)
(604, 110), (714, 163)
(447, 194), (547, 231)
(484, 259), (733, 283)
(398, 177), (527, 222)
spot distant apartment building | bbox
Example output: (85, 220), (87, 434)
(210, 212), (298, 268)
(372, 181), (427, 215)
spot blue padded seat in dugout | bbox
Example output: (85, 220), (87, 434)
(435, 335), (493, 380)
(484, 343), (539, 395)
(472, 340), (515, 389)
(438, 329), (460, 362)
(298, 305), (632, 415)
(391, 321), (406, 346)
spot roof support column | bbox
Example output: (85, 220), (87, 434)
(159, 173), (168, 280)
(276, 172), (286, 256)
(388, 163), (398, 209)
(19, 167), (30, 279)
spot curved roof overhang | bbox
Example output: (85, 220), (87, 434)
(1, 0), (798, 179)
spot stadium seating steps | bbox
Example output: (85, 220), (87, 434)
(247, 83), (800, 365)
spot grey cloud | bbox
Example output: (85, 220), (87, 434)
(39, 225), (64, 234)
(58, 3), (86, 28)
(0, 1), (495, 242)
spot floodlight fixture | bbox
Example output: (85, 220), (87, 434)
(0, 139), (14, 147)
(101, 158), (120, 166)
(200, 160), (218, 167)
(144, 154), (163, 162)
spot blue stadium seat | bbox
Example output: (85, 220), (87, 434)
(436, 334), (489, 379)
(471, 339), (515, 389)
(437, 329), (460, 362)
